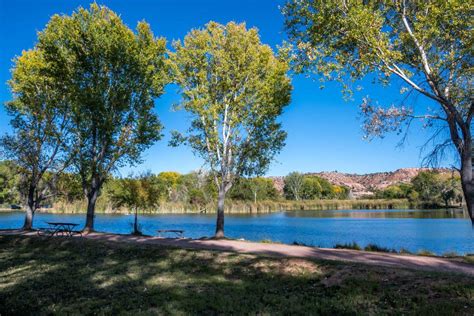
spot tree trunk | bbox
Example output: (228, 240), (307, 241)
(22, 186), (35, 231)
(83, 188), (98, 233)
(23, 205), (34, 231)
(460, 172), (474, 224)
(215, 187), (226, 238)
(460, 145), (474, 224)
(464, 189), (474, 224)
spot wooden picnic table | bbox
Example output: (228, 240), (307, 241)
(157, 229), (185, 238)
(37, 222), (82, 237)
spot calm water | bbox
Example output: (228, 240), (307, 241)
(1, 209), (473, 255)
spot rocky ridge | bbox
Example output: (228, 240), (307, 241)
(270, 168), (454, 198)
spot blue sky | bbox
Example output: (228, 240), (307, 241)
(0, 0), (450, 176)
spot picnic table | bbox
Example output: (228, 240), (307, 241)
(37, 222), (82, 237)
(156, 229), (185, 238)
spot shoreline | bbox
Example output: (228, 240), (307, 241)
(2, 198), (464, 215)
(0, 203), (465, 215)
(1, 229), (473, 275)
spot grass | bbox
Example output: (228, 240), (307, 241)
(49, 198), (412, 214)
(465, 255), (474, 264)
(0, 235), (473, 315)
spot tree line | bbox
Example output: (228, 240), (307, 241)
(373, 171), (463, 208)
(2, 158), (461, 210)
(0, 161), (351, 208)
(1, 1), (472, 237)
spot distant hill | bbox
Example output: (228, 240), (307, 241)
(270, 168), (455, 198)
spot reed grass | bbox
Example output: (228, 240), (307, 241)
(45, 198), (411, 214)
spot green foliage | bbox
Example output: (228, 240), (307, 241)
(418, 249), (436, 257)
(171, 21), (292, 191)
(171, 21), (291, 236)
(283, 0), (472, 105)
(334, 242), (361, 251)
(285, 174), (349, 200)
(412, 172), (441, 201)
(375, 183), (414, 200)
(301, 176), (323, 200)
(105, 170), (218, 209)
(283, 0), (473, 222)
(283, 172), (304, 200)
(0, 161), (20, 205)
(364, 244), (397, 253)
(179, 171), (217, 206)
(55, 173), (83, 203)
(375, 171), (462, 207)
(229, 177), (279, 202)
(109, 172), (161, 235)
(109, 172), (159, 212)
(0, 44), (72, 224)
(35, 3), (168, 221)
(412, 171), (463, 207)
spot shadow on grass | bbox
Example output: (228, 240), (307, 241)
(0, 235), (473, 315)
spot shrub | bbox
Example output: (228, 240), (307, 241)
(334, 242), (361, 250)
(364, 243), (397, 253)
(418, 249), (435, 256)
(292, 241), (314, 247)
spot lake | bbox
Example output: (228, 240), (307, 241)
(1, 209), (473, 255)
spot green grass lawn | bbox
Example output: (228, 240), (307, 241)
(0, 235), (473, 315)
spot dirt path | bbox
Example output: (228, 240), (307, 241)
(1, 229), (473, 276)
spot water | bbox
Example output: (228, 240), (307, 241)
(1, 209), (473, 255)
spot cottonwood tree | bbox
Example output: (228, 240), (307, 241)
(171, 22), (291, 237)
(284, 0), (474, 222)
(36, 4), (168, 232)
(284, 172), (304, 200)
(1, 49), (72, 230)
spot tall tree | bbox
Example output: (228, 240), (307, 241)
(171, 22), (291, 237)
(1, 49), (71, 230)
(36, 4), (168, 232)
(284, 172), (304, 200)
(284, 0), (474, 222)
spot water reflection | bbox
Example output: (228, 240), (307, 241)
(286, 208), (468, 219)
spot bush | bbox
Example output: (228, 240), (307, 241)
(364, 243), (397, 253)
(292, 241), (314, 247)
(418, 249), (435, 256)
(334, 242), (361, 250)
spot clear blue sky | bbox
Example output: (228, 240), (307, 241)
(0, 0), (451, 176)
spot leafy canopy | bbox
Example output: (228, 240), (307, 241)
(1, 47), (72, 210)
(171, 21), (292, 191)
(110, 172), (159, 212)
(283, 0), (472, 139)
(36, 3), (168, 188)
